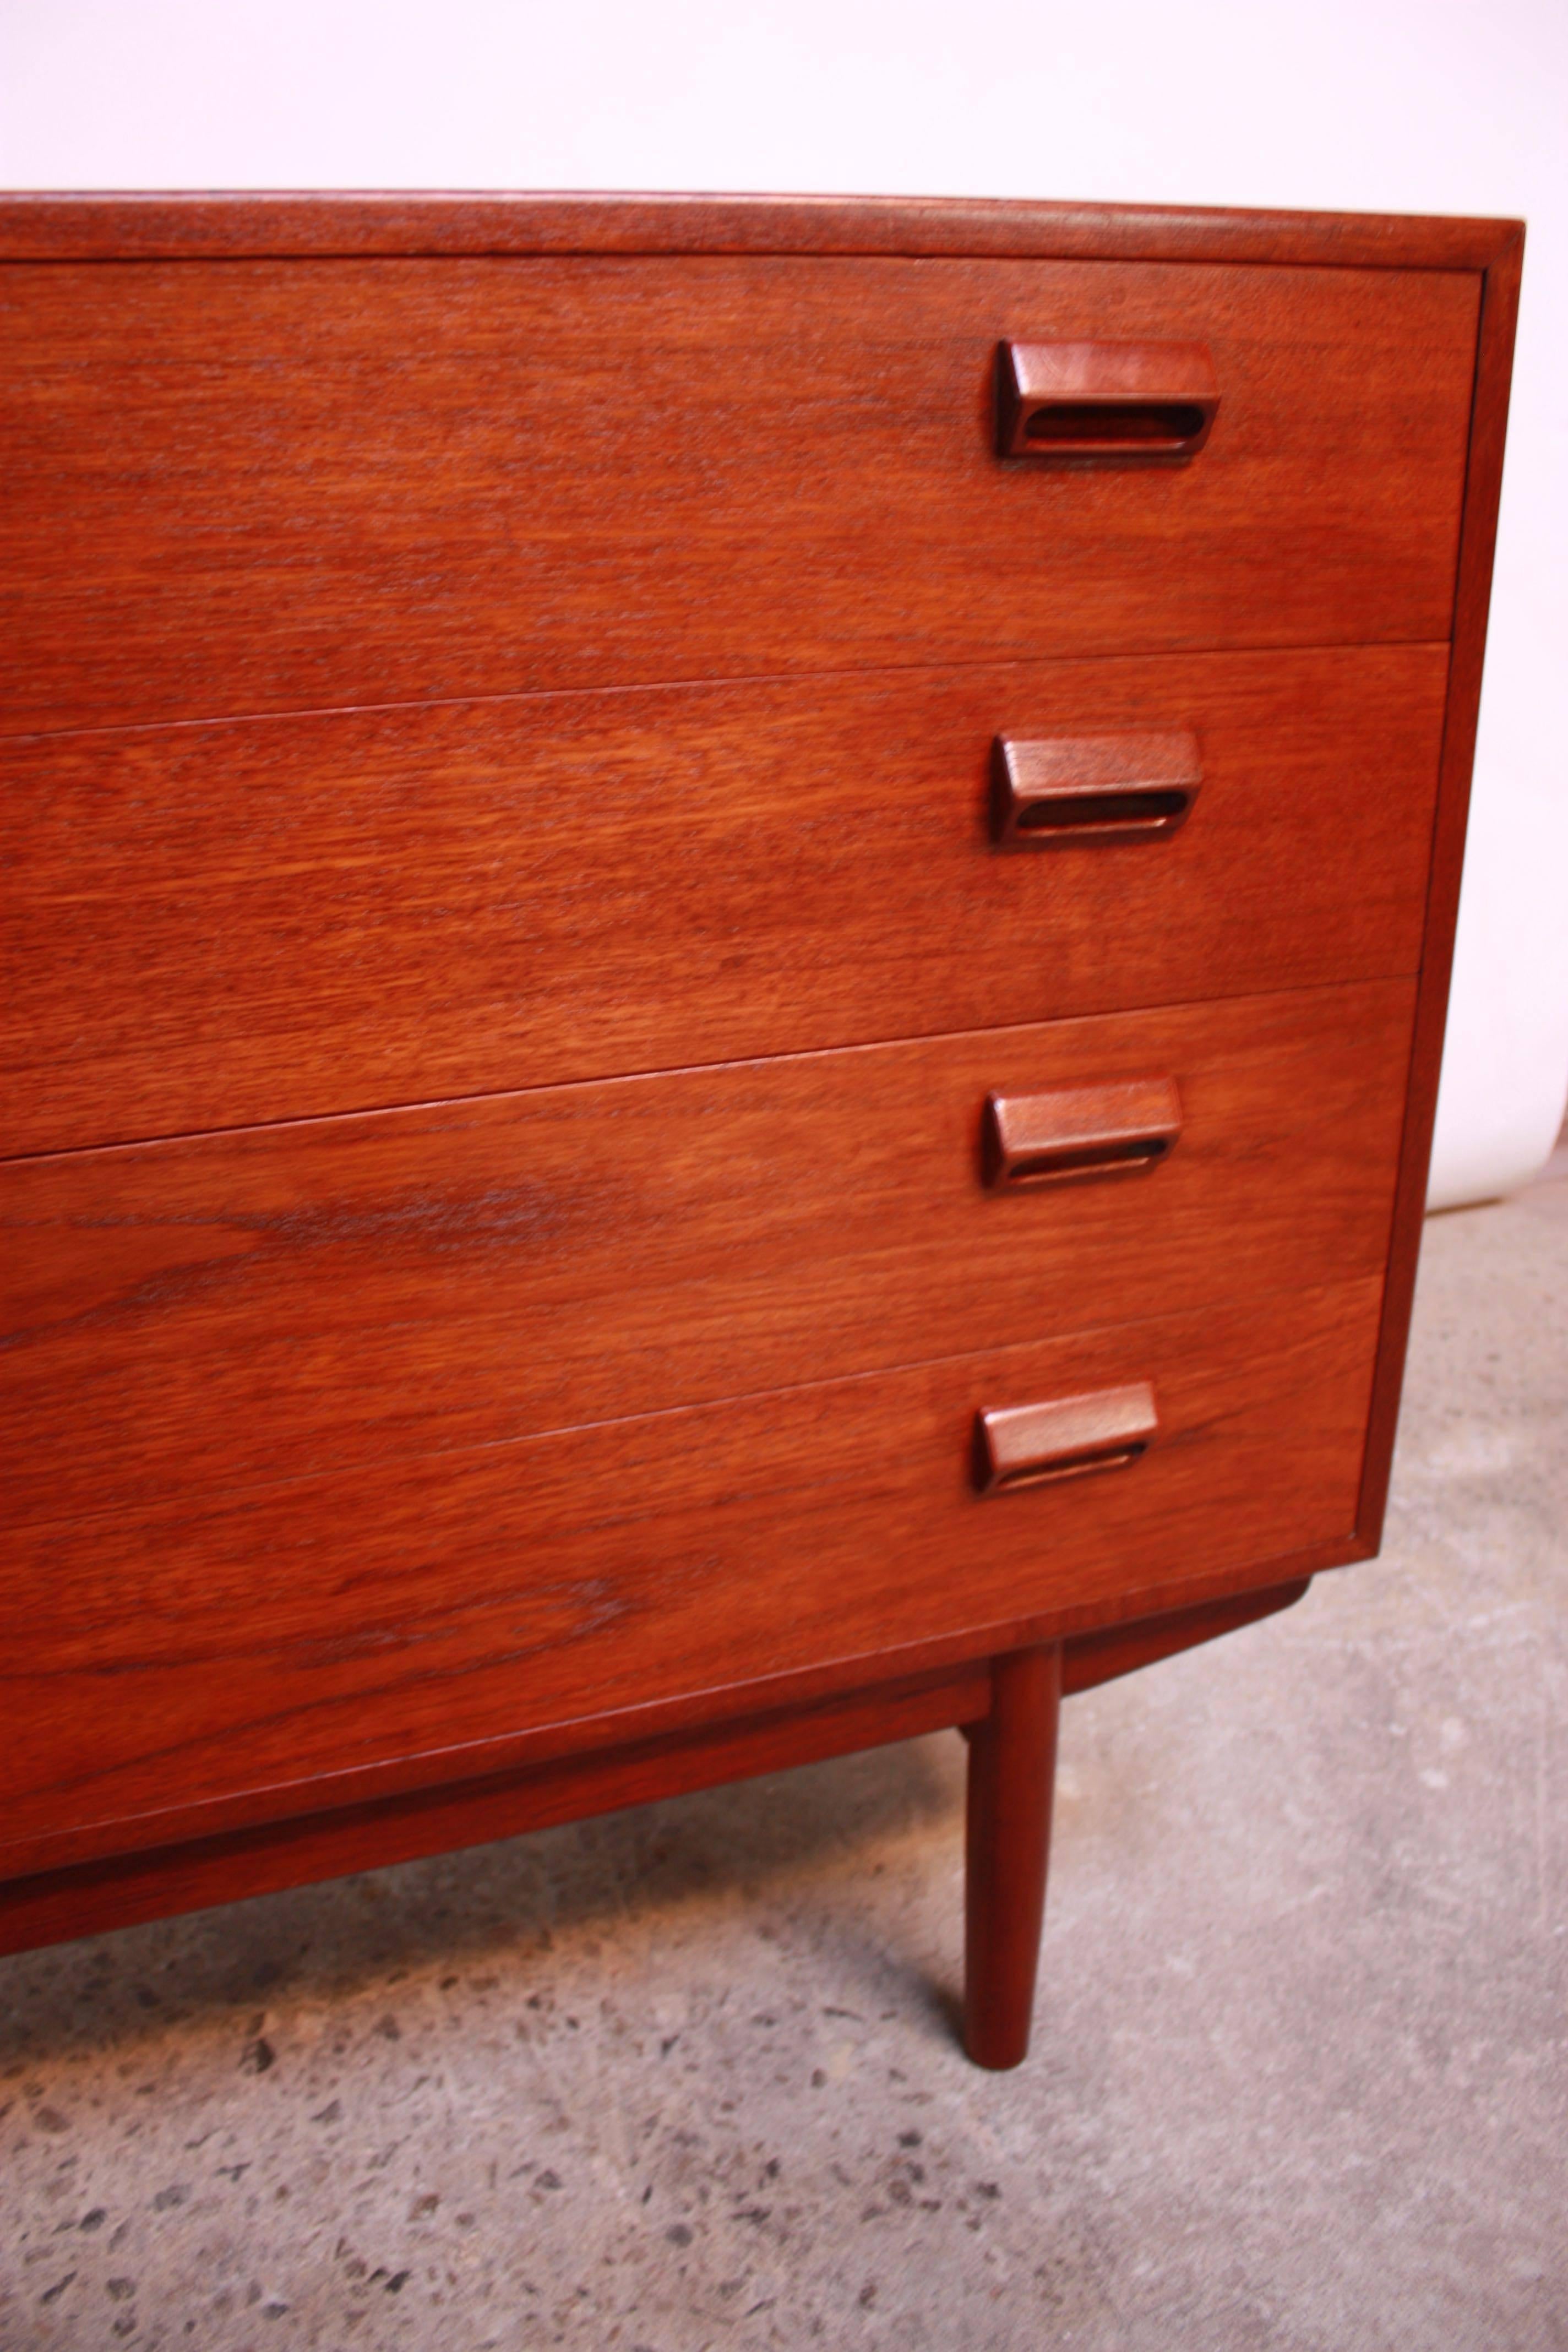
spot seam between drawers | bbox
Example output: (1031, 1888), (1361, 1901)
(0, 972), (1422, 1168)
(0, 637), (1458, 750)
(6, 1267), (1388, 1543)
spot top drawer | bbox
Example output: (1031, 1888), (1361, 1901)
(0, 255), (1478, 734)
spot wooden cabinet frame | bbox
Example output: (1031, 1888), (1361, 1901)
(0, 196), (1522, 2067)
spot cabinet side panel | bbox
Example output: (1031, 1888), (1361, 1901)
(1358, 237), (1523, 1542)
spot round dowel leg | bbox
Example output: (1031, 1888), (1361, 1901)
(962, 1642), (1063, 2070)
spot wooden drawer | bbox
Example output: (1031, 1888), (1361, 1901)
(2, 645), (1446, 1155)
(0, 255), (1477, 734)
(0, 1275), (1381, 1879)
(2, 979), (1412, 1530)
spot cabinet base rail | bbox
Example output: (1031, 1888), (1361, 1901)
(0, 1580), (1309, 2062)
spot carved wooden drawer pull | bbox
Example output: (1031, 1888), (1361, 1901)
(983, 1077), (1182, 1188)
(992, 731), (1201, 846)
(975, 1383), (1159, 1495)
(997, 339), (1219, 462)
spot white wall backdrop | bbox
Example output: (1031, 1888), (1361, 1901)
(3, 0), (1565, 1204)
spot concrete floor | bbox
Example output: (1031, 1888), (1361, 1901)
(3, 1170), (1565, 2352)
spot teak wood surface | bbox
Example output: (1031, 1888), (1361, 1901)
(2, 1277), (1380, 1881)
(0, 1582), (1312, 1963)
(964, 1646), (1062, 2068)
(0, 191), (1521, 269)
(1, 255), (1476, 734)
(3, 648), (1445, 1156)
(0, 194), (1521, 2066)
(5, 982), (1411, 1529)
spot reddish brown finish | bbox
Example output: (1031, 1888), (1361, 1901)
(0, 198), (1518, 2065)
(1357, 225), (1525, 1545)
(0, 1579), (1319, 1963)
(1061, 1577), (1311, 1693)
(975, 1384), (1159, 1494)
(964, 1646), (1062, 2068)
(0, 1664), (989, 1963)
(983, 1077), (1183, 1188)
(0, 1528), (1367, 1896)
(12, 1488), (1361, 1882)
(1, 649), (1446, 1157)
(0, 192), (1522, 271)
(0, 256), (1477, 734)
(2, 984), (1412, 1531)
(997, 341), (1218, 462)
(0, 1574), (1303, 1963)
(0, 1277), (1381, 1882)
(991, 728), (1202, 845)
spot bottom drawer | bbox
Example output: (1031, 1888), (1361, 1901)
(1, 1276), (1382, 1880)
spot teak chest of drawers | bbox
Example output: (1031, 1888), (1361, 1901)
(0, 193), (1520, 2067)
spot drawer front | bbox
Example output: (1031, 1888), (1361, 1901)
(2, 980), (1411, 1529)
(0, 1277), (1381, 1878)
(3, 646), (1445, 1155)
(1, 255), (1477, 733)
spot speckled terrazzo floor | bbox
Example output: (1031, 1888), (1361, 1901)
(3, 1169), (1565, 2352)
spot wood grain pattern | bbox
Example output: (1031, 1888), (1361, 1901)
(2, 982), (1413, 1531)
(0, 1580), (1317, 1958)
(0, 1663), (992, 1962)
(1, 647), (1447, 1156)
(0, 256), (1477, 734)
(0, 194), (1518, 2024)
(0, 1531), (1368, 1893)
(0, 1576), (1320, 1962)
(0, 1276), (1382, 1881)
(0, 192), (1523, 272)
(1358, 225), (1526, 1545)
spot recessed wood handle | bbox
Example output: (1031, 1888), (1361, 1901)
(992, 732), (1201, 847)
(983, 1077), (1182, 1188)
(975, 1384), (1159, 1496)
(997, 340), (1219, 462)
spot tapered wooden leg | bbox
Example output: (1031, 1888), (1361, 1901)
(963, 1642), (1063, 2070)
